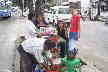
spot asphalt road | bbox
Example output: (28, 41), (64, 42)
(79, 20), (108, 72)
(0, 17), (26, 72)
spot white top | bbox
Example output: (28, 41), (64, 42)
(21, 37), (46, 63)
(21, 20), (37, 39)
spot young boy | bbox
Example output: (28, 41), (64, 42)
(68, 8), (80, 52)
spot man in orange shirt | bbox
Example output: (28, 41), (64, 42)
(68, 8), (80, 54)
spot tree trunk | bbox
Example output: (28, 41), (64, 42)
(16, 0), (23, 9)
(35, 0), (46, 16)
(97, 0), (101, 16)
(28, 0), (34, 13)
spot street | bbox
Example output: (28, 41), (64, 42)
(79, 20), (108, 72)
(0, 17), (26, 72)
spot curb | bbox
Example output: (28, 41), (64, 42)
(14, 48), (20, 72)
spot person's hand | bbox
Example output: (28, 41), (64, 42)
(78, 32), (80, 40)
(76, 32), (80, 41)
(39, 63), (46, 69)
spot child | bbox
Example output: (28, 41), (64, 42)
(68, 8), (80, 53)
(48, 35), (67, 58)
(61, 48), (80, 72)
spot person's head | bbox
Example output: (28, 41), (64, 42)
(36, 15), (43, 22)
(36, 33), (42, 38)
(59, 23), (65, 29)
(44, 39), (56, 51)
(69, 8), (78, 15)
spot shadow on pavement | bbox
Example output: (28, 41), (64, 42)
(0, 17), (11, 21)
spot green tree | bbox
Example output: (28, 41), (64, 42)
(47, 0), (52, 3)
(17, 0), (53, 17)
(47, 0), (54, 7)
(16, 0), (34, 13)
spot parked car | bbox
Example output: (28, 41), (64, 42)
(0, 7), (11, 18)
(44, 6), (72, 24)
(0, 0), (12, 18)
(52, 6), (71, 23)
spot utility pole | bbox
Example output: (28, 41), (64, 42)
(89, 0), (99, 20)
(97, 0), (101, 16)
(60, 0), (62, 5)
(22, 0), (24, 16)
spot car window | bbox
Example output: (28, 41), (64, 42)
(51, 9), (56, 14)
(58, 8), (69, 14)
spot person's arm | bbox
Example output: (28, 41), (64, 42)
(78, 17), (80, 32)
(68, 18), (72, 32)
(78, 16), (80, 39)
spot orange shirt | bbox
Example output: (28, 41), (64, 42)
(70, 15), (80, 32)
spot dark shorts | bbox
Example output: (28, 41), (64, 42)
(17, 45), (37, 72)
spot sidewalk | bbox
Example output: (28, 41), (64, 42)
(81, 65), (101, 72)
(80, 54), (102, 72)
(76, 42), (102, 72)
(79, 20), (108, 72)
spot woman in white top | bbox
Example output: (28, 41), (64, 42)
(17, 34), (56, 72)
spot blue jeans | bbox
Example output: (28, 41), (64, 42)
(68, 32), (78, 51)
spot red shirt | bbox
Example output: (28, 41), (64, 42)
(70, 15), (80, 32)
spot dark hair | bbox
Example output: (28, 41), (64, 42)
(44, 40), (56, 50)
(28, 12), (34, 20)
(49, 34), (55, 37)
(36, 33), (42, 38)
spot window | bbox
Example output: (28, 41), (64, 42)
(58, 8), (69, 14)
(101, 1), (108, 12)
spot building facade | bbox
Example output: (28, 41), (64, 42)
(100, 0), (108, 12)
(53, 0), (69, 6)
(53, 0), (60, 6)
